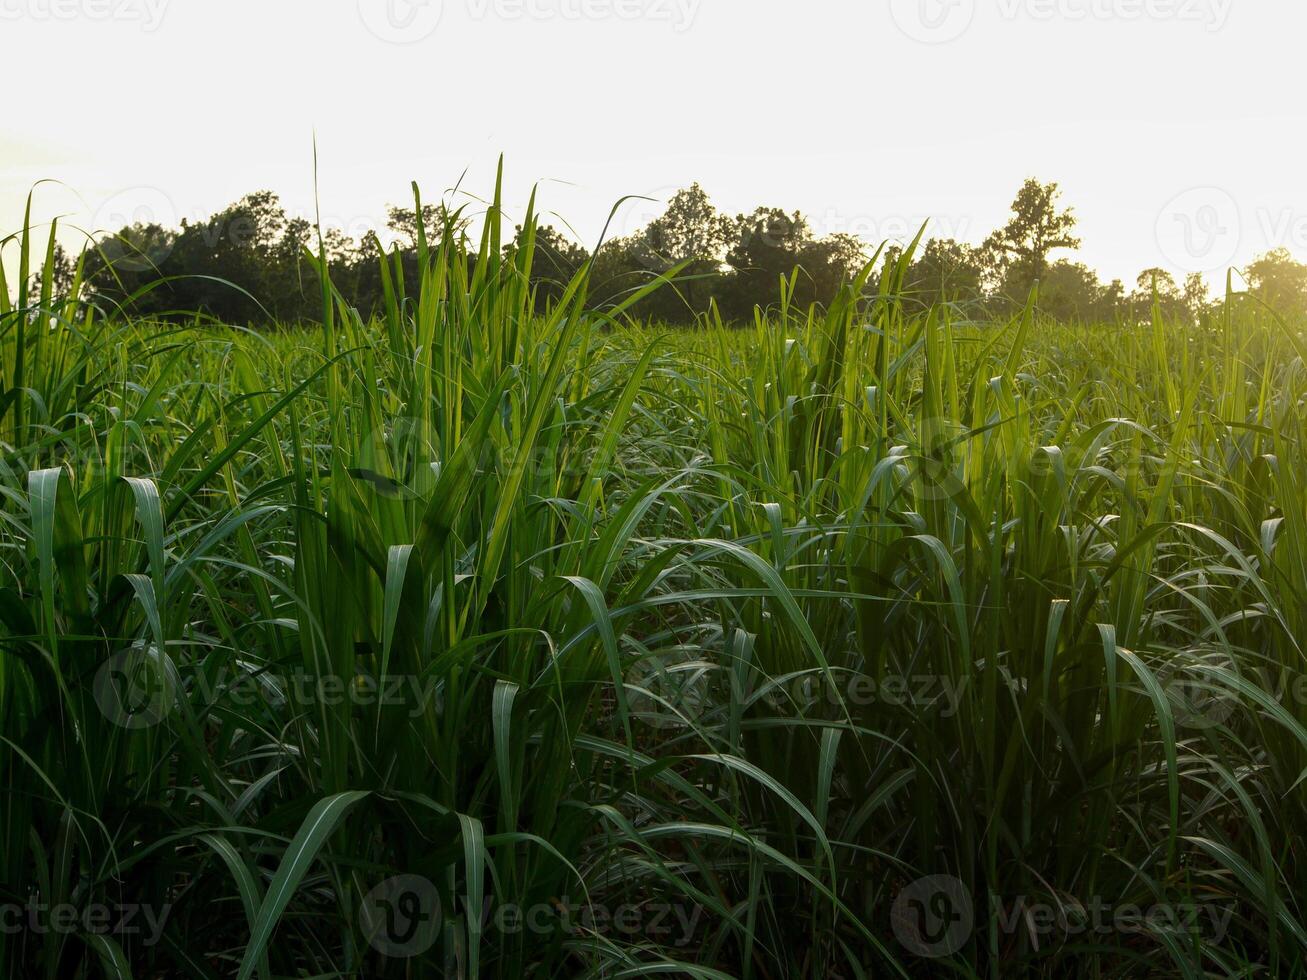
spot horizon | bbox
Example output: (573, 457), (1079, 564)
(4, 1), (1307, 293)
(0, 166), (1296, 299)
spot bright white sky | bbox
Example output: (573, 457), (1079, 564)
(4, 0), (1306, 292)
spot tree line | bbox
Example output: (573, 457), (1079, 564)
(70, 178), (1307, 325)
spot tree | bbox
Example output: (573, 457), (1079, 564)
(1182, 272), (1211, 322)
(94, 221), (176, 277)
(1100, 277), (1126, 317)
(84, 191), (350, 323)
(796, 232), (867, 307)
(887, 238), (987, 312)
(1129, 267), (1193, 323)
(508, 223), (589, 312)
(1245, 248), (1307, 316)
(167, 191), (292, 320)
(1135, 267), (1180, 297)
(1039, 260), (1108, 322)
(637, 183), (732, 271)
(721, 207), (812, 318)
(589, 184), (734, 321)
(386, 200), (448, 248)
(74, 174), (1179, 328)
(983, 178), (1081, 304)
(49, 244), (75, 299)
(589, 236), (650, 311)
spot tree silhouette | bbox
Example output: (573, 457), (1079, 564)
(984, 178), (1081, 301)
(1245, 248), (1307, 316)
(71, 176), (1250, 327)
(638, 183), (732, 270)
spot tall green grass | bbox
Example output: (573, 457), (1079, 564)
(2, 175), (1306, 978)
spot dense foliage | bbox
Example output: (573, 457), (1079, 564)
(76, 177), (1307, 328)
(3, 175), (1307, 978)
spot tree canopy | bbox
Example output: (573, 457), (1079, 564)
(75, 178), (1296, 326)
